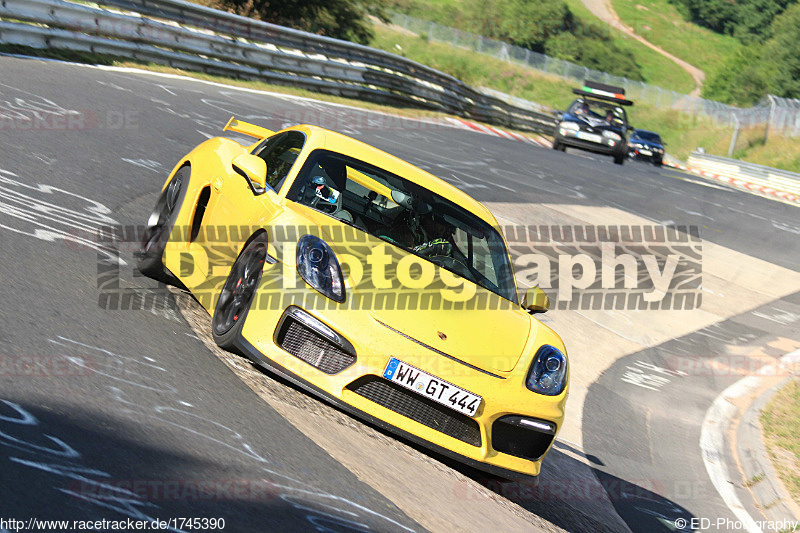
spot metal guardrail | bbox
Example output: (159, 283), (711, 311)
(687, 152), (800, 199)
(0, 0), (557, 135)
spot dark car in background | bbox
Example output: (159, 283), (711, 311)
(552, 81), (633, 165)
(627, 129), (665, 166)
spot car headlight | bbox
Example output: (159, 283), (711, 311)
(560, 122), (580, 131)
(526, 345), (567, 396)
(296, 234), (346, 303)
(603, 131), (622, 141)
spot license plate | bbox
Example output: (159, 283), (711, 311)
(640, 149), (652, 155)
(576, 131), (602, 143)
(383, 358), (482, 418)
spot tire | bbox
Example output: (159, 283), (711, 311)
(613, 153), (625, 165)
(212, 234), (268, 351)
(137, 166), (190, 282)
(552, 139), (561, 151)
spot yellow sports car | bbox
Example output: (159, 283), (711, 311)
(137, 118), (569, 479)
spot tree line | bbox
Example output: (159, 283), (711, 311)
(701, 0), (800, 104)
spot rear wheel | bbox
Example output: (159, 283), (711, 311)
(212, 235), (267, 351)
(137, 166), (190, 281)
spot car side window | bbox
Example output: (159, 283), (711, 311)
(253, 131), (305, 192)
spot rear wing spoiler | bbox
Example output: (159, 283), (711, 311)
(223, 116), (275, 139)
(572, 80), (633, 106)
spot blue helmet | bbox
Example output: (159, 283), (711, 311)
(311, 175), (326, 186)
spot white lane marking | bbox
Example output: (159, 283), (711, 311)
(0, 169), (124, 265)
(157, 84), (177, 96)
(121, 158), (164, 173)
(675, 206), (715, 220)
(96, 80), (133, 93)
(668, 172), (734, 192)
(772, 221), (800, 234)
(700, 377), (764, 533)
(751, 310), (800, 325)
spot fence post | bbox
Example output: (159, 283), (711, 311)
(764, 95), (776, 144)
(728, 114), (740, 157)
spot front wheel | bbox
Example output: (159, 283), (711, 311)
(212, 235), (268, 351)
(613, 153), (625, 165)
(137, 166), (190, 281)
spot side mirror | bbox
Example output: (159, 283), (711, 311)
(523, 286), (550, 314)
(232, 154), (267, 193)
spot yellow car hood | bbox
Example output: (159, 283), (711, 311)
(371, 301), (532, 373)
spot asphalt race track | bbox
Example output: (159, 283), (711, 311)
(1, 54), (799, 532)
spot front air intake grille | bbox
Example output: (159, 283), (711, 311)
(347, 376), (481, 447)
(276, 318), (355, 374)
(491, 416), (555, 461)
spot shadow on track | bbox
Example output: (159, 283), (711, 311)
(0, 401), (412, 533)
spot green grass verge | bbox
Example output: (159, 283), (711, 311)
(371, 26), (578, 109)
(760, 379), (800, 505)
(559, 0), (695, 94)
(609, 0), (740, 79)
(390, 0), (695, 93)
(388, 0), (464, 26)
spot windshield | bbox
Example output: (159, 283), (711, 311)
(287, 150), (518, 303)
(633, 131), (663, 144)
(568, 99), (627, 127)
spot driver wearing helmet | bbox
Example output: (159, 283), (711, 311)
(301, 175), (339, 206)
